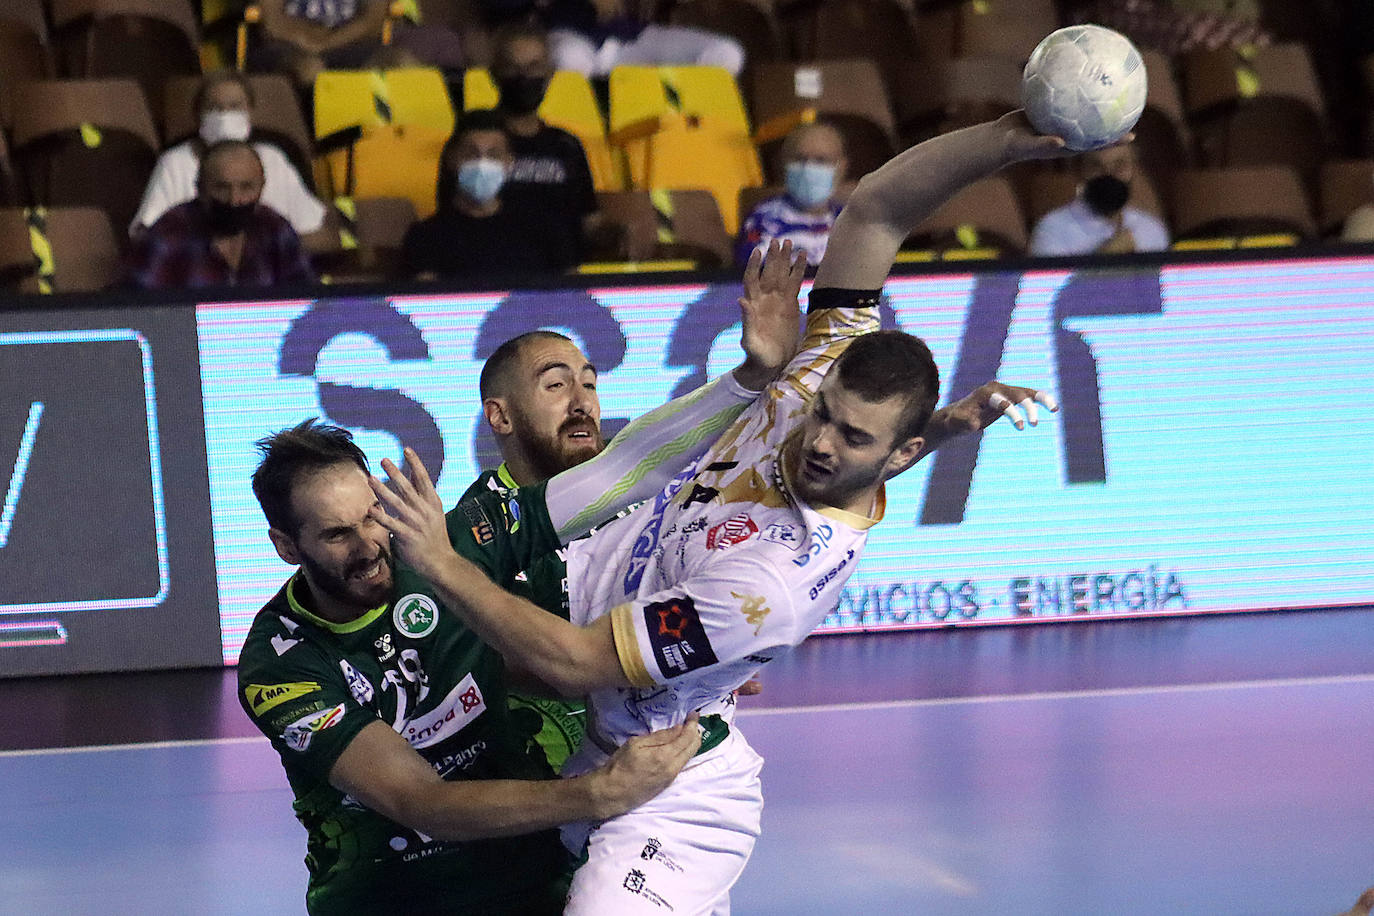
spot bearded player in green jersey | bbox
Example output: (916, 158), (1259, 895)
(237, 259), (802, 914)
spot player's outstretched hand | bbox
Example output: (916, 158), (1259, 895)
(920, 382), (1058, 459)
(734, 239), (806, 391)
(368, 447), (461, 585)
(995, 109), (1134, 164)
(588, 713), (703, 818)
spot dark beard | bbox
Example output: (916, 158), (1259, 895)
(298, 544), (394, 612)
(514, 414), (605, 481)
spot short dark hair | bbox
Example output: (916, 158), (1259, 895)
(492, 22), (551, 65)
(192, 70), (255, 115)
(252, 419), (370, 536)
(832, 331), (940, 445)
(479, 330), (574, 400)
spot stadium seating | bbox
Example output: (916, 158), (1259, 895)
(595, 188), (732, 268)
(0, 205), (120, 292)
(1169, 165), (1317, 243)
(907, 175), (1028, 257)
(50, 0), (201, 112)
(1318, 159), (1374, 238)
(0, 2), (54, 130)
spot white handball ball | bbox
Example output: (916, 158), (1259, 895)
(1021, 24), (1148, 151)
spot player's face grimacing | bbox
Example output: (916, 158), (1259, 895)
(787, 374), (923, 512)
(272, 463), (395, 612)
(505, 337), (605, 478)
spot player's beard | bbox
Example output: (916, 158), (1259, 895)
(786, 430), (888, 511)
(299, 543), (395, 612)
(510, 409), (605, 480)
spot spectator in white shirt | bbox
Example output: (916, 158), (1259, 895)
(1029, 144), (1170, 257)
(130, 71), (327, 238)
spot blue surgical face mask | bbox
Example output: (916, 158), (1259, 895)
(785, 161), (837, 210)
(457, 158), (507, 204)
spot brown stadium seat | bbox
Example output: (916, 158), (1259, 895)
(595, 189), (732, 268)
(932, 55), (1023, 135)
(161, 72), (315, 183)
(310, 196), (418, 283)
(0, 1), (56, 130)
(1180, 43), (1327, 175)
(1134, 48), (1193, 189)
(749, 60), (897, 182)
(782, 0), (933, 129)
(0, 206), (121, 292)
(50, 0), (201, 114)
(10, 79), (161, 239)
(954, 0), (1058, 61)
(1168, 165), (1317, 243)
(669, 0), (785, 75)
(1318, 159), (1374, 238)
(906, 175), (1029, 256)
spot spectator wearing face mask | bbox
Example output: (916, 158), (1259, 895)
(130, 71), (326, 238)
(735, 122), (848, 269)
(1029, 144), (1170, 256)
(491, 23), (614, 261)
(126, 141), (316, 289)
(401, 110), (579, 280)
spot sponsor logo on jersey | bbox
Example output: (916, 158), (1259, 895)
(394, 593), (439, 638)
(681, 484), (719, 508)
(339, 660), (374, 705)
(761, 523), (801, 549)
(643, 596), (719, 678)
(244, 681), (320, 716)
(460, 500), (495, 545)
(620, 867), (675, 907)
(706, 514), (758, 550)
(624, 869), (646, 892)
(791, 523), (834, 568)
(401, 673), (488, 748)
(281, 701), (346, 752)
(641, 838), (661, 860)
(732, 592), (771, 635)
(681, 517), (708, 535)
(808, 548), (855, 600)
(374, 632), (396, 663)
(624, 467), (693, 594)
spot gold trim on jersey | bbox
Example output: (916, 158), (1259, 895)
(776, 436), (886, 530)
(610, 602), (657, 688)
(286, 574), (389, 634)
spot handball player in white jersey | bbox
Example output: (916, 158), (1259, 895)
(371, 112), (1079, 914)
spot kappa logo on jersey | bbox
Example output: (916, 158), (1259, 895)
(244, 681), (320, 716)
(374, 632), (396, 662)
(281, 702), (346, 752)
(706, 514), (758, 550)
(624, 466), (693, 593)
(643, 596), (719, 678)
(394, 594), (439, 638)
(791, 523), (834, 568)
(339, 659), (374, 705)
(460, 500), (495, 545)
(401, 673), (487, 748)
(761, 522), (802, 549)
(732, 592), (770, 635)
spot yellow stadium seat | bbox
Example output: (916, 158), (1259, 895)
(462, 68), (621, 191)
(609, 65), (754, 190)
(314, 67), (455, 139)
(319, 123), (450, 220)
(641, 123), (762, 235)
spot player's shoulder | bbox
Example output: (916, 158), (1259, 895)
(238, 582), (328, 673)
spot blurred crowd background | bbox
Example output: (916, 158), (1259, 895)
(0, 0), (1369, 294)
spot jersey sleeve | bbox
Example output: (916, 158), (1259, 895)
(773, 286), (882, 402)
(237, 625), (376, 780)
(608, 555), (800, 688)
(446, 480), (563, 587)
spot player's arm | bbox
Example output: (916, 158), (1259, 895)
(813, 111), (1076, 292)
(544, 242), (806, 540)
(328, 715), (699, 840)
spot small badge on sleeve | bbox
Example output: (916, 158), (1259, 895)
(642, 597), (719, 679)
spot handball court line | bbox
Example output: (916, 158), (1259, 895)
(5, 670), (1372, 759)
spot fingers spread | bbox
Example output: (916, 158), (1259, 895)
(1034, 390), (1059, 412)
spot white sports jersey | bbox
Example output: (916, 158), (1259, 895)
(566, 296), (883, 749)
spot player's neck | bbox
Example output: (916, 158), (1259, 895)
(292, 573), (368, 625)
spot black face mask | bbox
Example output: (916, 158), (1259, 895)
(204, 199), (256, 235)
(495, 74), (550, 115)
(1083, 175), (1131, 216)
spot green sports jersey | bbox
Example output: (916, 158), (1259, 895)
(462, 465), (586, 774)
(238, 483), (570, 916)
